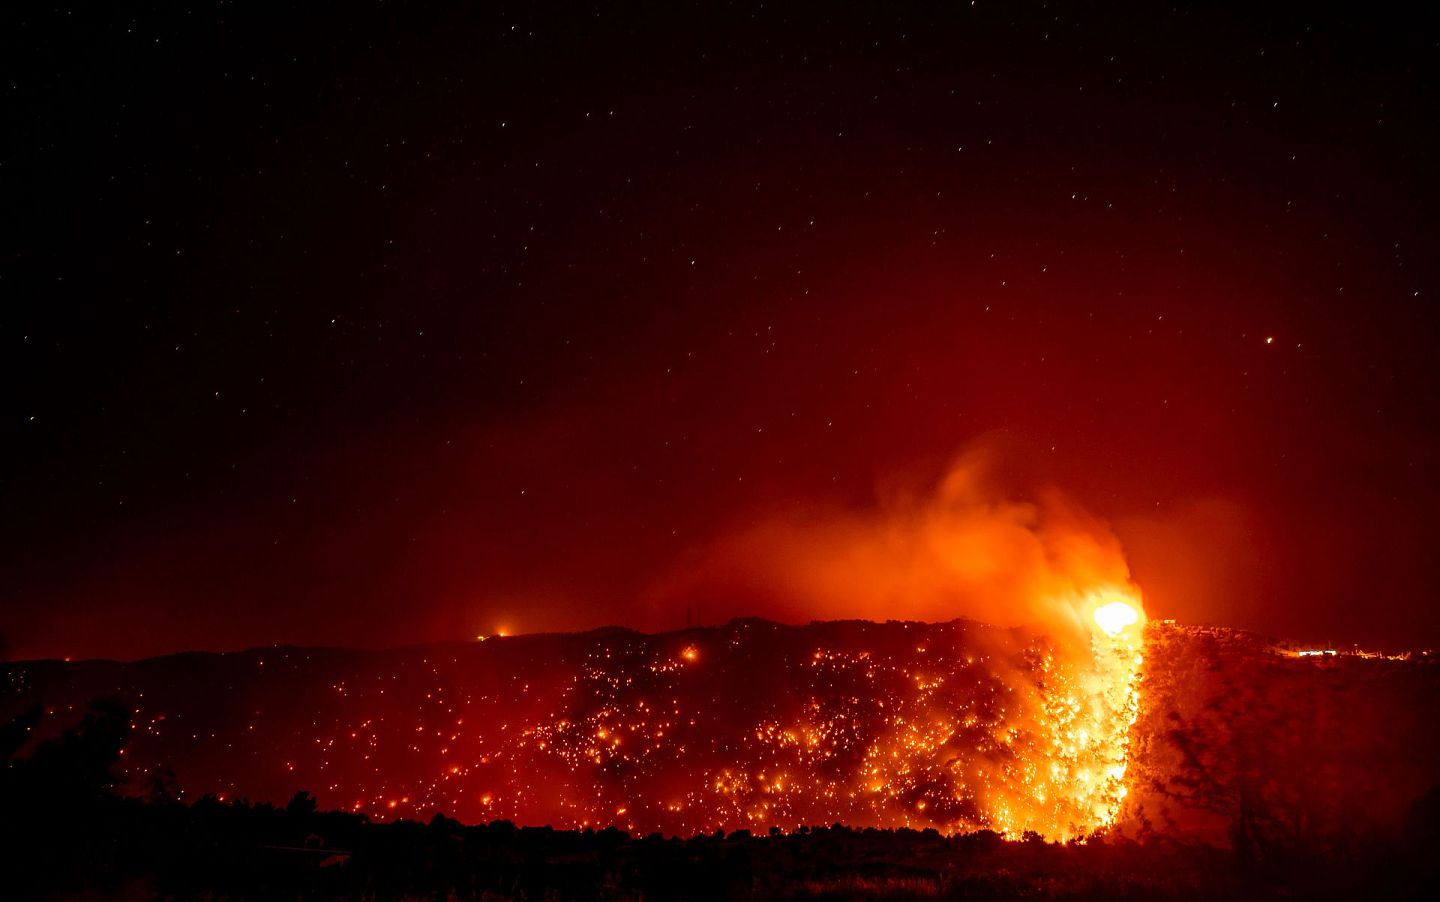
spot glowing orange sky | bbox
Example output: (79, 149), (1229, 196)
(6, 4), (1439, 660)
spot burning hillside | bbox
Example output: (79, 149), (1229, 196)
(5, 612), (1145, 840)
(9, 613), (1440, 852)
(6, 615), (1439, 850)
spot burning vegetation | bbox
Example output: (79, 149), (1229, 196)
(6, 608), (1440, 876)
(4, 608), (1144, 841)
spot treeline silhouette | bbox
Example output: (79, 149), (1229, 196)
(3, 700), (1439, 900)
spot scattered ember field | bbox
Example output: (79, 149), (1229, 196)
(4, 619), (1436, 846)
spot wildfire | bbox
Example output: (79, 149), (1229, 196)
(617, 446), (1152, 833)
(87, 609), (1150, 842)
(49, 447), (1154, 842)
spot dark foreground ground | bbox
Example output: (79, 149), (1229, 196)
(6, 791), (1440, 900)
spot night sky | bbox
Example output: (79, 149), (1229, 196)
(5, 2), (1439, 661)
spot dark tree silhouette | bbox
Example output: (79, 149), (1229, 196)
(287, 789), (319, 816)
(1, 697), (131, 812)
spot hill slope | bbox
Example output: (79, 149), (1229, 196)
(4, 619), (1437, 845)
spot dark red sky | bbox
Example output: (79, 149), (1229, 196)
(5, 2), (1439, 660)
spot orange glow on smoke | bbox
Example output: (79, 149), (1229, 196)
(656, 442), (1143, 642)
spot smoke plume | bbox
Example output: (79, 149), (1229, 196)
(657, 441), (1141, 641)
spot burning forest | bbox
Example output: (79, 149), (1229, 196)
(6, 605), (1146, 841)
(7, 607), (1440, 876)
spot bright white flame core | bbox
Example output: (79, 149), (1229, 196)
(1093, 600), (1140, 636)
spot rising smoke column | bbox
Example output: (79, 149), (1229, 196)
(653, 443), (1143, 636)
